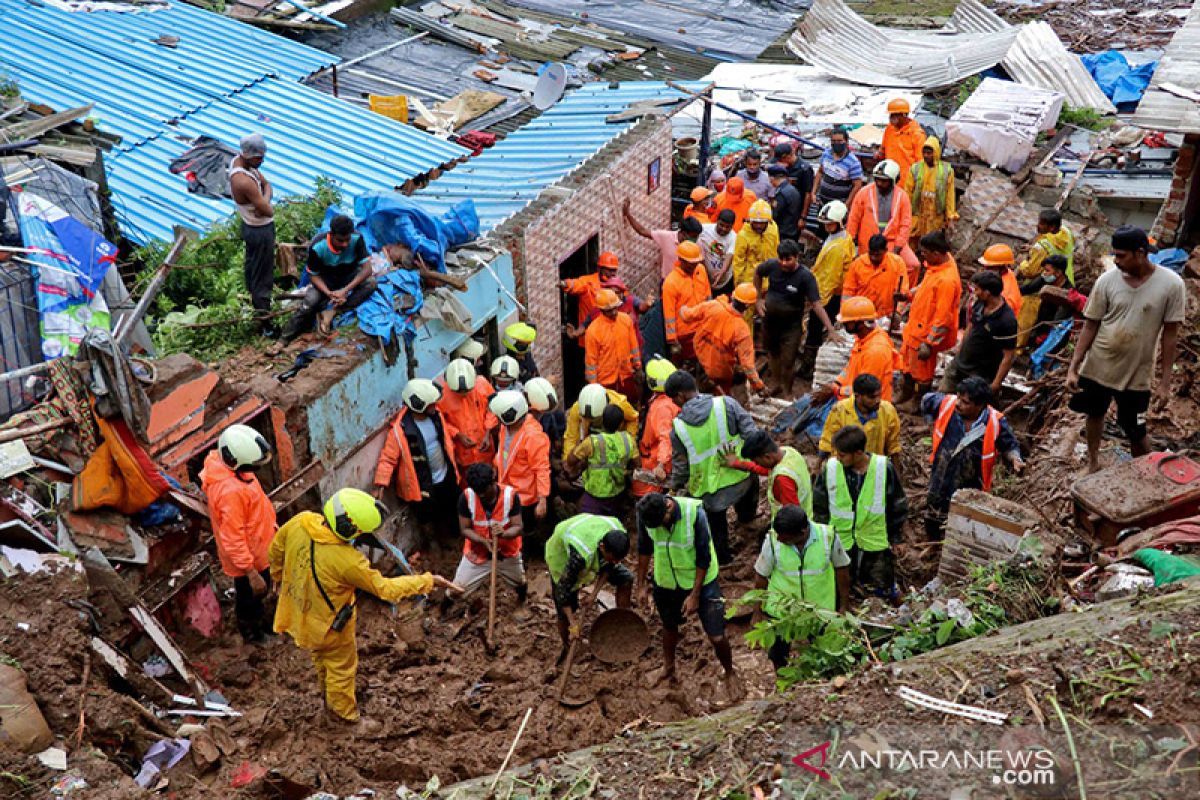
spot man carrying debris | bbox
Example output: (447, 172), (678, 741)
(818, 374), (902, 473)
(561, 251), (620, 327)
(753, 240), (838, 394)
(635, 492), (743, 701)
(623, 199), (704, 278)
(583, 288), (643, 401)
(752, 504), (850, 670)
(1066, 226), (1185, 473)
(880, 98), (924, 193)
(566, 404), (635, 517)
(563, 383), (639, 459)
(908, 136), (957, 246)
(491, 390), (552, 539)
(663, 241), (713, 362)
(847, 160), (918, 286)
(679, 283), (766, 399)
(941, 271), (1018, 397)
(452, 463), (527, 612)
(841, 234), (909, 322)
(810, 127), (863, 238)
(666, 370), (759, 566)
(632, 359), (680, 499)
(546, 514), (632, 662)
(1017, 209), (1076, 347)
(897, 232), (961, 409)
(813, 425), (907, 601)
(200, 424), (277, 645)
(978, 244), (1023, 316)
(279, 214), (376, 344)
(502, 321), (539, 383)
(436, 358), (497, 472)
(270, 488), (461, 726)
(725, 429), (813, 519)
(921, 376), (1024, 540)
(229, 133), (277, 336)
(374, 379), (460, 542)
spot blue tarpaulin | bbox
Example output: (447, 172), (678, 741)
(354, 193), (479, 273)
(1080, 51), (1158, 108)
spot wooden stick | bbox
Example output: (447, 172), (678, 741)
(489, 706), (533, 796)
(486, 534), (499, 648)
(0, 417), (72, 444)
(72, 651), (91, 752)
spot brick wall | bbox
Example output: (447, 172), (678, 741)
(497, 117), (674, 397)
(1151, 134), (1199, 245)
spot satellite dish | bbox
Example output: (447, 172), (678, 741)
(533, 63), (567, 110)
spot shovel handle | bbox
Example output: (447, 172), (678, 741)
(486, 536), (499, 647)
(556, 581), (604, 699)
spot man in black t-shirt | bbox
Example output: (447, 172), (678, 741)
(941, 271), (1018, 395)
(753, 240), (839, 397)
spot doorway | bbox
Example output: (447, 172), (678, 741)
(558, 234), (599, 402)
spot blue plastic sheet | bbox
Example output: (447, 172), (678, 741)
(1150, 248), (1188, 274)
(353, 193), (479, 273)
(1080, 51), (1158, 108)
(773, 394), (835, 440)
(352, 269), (424, 344)
(1029, 318), (1075, 378)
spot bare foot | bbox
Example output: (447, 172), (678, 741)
(647, 667), (678, 688)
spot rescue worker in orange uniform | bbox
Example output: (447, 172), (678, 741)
(978, 244), (1023, 316)
(373, 379), (460, 542)
(680, 283), (766, 398)
(561, 251), (619, 328)
(451, 462), (527, 610)
(841, 234), (910, 322)
(583, 288), (643, 401)
(436, 358), (497, 473)
(663, 240), (713, 362)
(632, 359), (680, 498)
(847, 160), (919, 286)
(881, 97), (925, 193)
(684, 186), (719, 224)
(812, 296), (898, 403)
(200, 424), (278, 645)
(898, 231), (962, 407)
(491, 389), (552, 540)
(713, 175), (758, 232)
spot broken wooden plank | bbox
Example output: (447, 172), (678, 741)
(90, 637), (175, 703)
(128, 605), (209, 699)
(2, 103), (94, 141)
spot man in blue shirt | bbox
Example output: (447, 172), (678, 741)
(280, 214), (376, 343)
(808, 127), (864, 239)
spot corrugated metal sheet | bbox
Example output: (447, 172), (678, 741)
(0, 0), (468, 244)
(415, 81), (706, 233)
(954, 0), (1116, 115)
(1133, 3), (1200, 134)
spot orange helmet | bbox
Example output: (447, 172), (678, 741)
(595, 288), (621, 311)
(597, 251), (619, 269)
(979, 244), (1015, 267)
(677, 241), (703, 262)
(837, 296), (878, 323)
(689, 186), (714, 203)
(887, 98), (911, 114)
(732, 283), (757, 305)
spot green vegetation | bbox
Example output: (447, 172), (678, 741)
(133, 178), (340, 359)
(1058, 105), (1109, 131)
(956, 75), (981, 108)
(0, 70), (19, 99)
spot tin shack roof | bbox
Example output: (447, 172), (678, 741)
(1133, 3), (1200, 135)
(0, 0), (468, 244)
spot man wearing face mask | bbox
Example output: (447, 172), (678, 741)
(735, 149), (772, 201)
(810, 127), (863, 238)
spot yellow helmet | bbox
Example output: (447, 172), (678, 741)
(502, 322), (537, 354)
(324, 488), (386, 542)
(443, 358), (476, 393)
(645, 358), (677, 393)
(746, 199), (772, 223)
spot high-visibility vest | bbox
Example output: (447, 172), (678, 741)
(824, 456), (889, 552)
(582, 431), (634, 498)
(646, 497), (718, 590)
(545, 513), (622, 590)
(462, 486), (521, 565)
(910, 161), (952, 216)
(768, 446), (813, 519)
(764, 524), (837, 616)
(671, 397), (746, 497)
(930, 395), (1002, 491)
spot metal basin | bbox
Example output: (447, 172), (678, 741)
(589, 608), (649, 665)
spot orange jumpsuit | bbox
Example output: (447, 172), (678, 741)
(199, 450), (276, 578)
(713, 177), (757, 232)
(901, 256), (962, 384)
(632, 393), (679, 497)
(374, 409), (460, 502)
(495, 414), (551, 511)
(847, 184), (919, 285)
(683, 202), (719, 224)
(831, 325), (899, 401)
(583, 311), (642, 389)
(841, 252), (910, 320)
(999, 269), (1022, 317)
(662, 263), (712, 358)
(563, 273), (604, 326)
(435, 375), (498, 471)
(882, 118), (926, 193)
(680, 297), (765, 392)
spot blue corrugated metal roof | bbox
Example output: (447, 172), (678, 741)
(415, 81), (706, 233)
(0, 0), (467, 244)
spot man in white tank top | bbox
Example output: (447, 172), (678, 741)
(229, 133), (276, 336)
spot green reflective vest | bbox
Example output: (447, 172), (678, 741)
(582, 431), (634, 498)
(768, 446), (813, 519)
(545, 513), (623, 590)
(910, 161), (952, 215)
(825, 455), (889, 552)
(764, 523), (837, 616)
(647, 497), (718, 590)
(672, 397), (747, 498)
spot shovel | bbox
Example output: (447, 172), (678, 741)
(486, 530), (499, 650)
(557, 583), (603, 708)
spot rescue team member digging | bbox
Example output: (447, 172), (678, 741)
(632, 359), (681, 498)
(491, 390), (552, 539)
(635, 492), (744, 702)
(752, 504), (850, 671)
(566, 404), (635, 518)
(436, 358), (497, 471)
(546, 514), (633, 661)
(679, 282), (766, 398)
(451, 463), (528, 615)
(270, 488), (462, 727)
(200, 424), (277, 645)
(279, 214), (376, 344)
(724, 429), (813, 519)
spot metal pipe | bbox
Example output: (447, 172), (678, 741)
(114, 231), (190, 345)
(277, 0), (346, 29)
(666, 80), (823, 150)
(697, 89), (713, 188)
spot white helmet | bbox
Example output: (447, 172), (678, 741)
(578, 383), (608, 420)
(524, 377), (559, 412)
(817, 200), (848, 224)
(873, 159), (901, 181)
(491, 355), (520, 383)
(402, 378), (442, 413)
(489, 389), (529, 425)
(444, 358), (476, 393)
(453, 338), (486, 362)
(218, 424), (272, 471)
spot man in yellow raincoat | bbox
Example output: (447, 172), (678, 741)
(1016, 208), (1076, 346)
(908, 136), (957, 247)
(270, 487), (461, 725)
